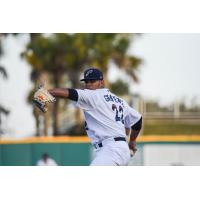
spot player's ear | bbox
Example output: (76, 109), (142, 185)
(100, 80), (104, 87)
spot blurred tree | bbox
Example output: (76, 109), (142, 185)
(22, 33), (142, 136)
(22, 34), (48, 136)
(110, 79), (129, 96)
(0, 66), (8, 79)
(0, 36), (10, 134)
(86, 34), (142, 83)
(0, 35), (8, 78)
(0, 66), (10, 134)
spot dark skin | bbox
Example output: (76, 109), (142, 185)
(48, 79), (139, 152)
(129, 129), (140, 153)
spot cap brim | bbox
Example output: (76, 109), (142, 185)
(80, 78), (102, 81)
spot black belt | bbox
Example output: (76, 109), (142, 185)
(94, 137), (126, 149)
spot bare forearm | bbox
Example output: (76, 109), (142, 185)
(130, 130), (140, 142)
(129, 129), (140, 152)
(48, 88), (69, 98)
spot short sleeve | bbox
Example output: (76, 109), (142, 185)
(74, 89), (96, 110)
(124, 106), (142, 128)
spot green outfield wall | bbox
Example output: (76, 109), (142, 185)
(0, 137), (92, 166)
(1, 135), (200, 166)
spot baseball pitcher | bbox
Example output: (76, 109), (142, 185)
(33, 67), (142, 166)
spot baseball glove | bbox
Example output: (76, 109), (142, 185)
(32, 86), (56, 112)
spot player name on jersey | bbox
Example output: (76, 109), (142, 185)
(104, 94), (124, 105)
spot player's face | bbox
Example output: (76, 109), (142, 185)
(84, 80), (104, 90)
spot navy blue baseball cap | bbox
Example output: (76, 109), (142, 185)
(80, 68), (103, 81)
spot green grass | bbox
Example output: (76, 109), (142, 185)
(143, 120), (200, 135)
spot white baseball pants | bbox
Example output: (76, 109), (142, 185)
(90, 138), (131, 166)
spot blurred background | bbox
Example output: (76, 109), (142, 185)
(0, 33), (200, 166)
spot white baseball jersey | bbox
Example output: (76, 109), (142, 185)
(74, 88), (141, 144)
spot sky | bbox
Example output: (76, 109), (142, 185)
(1, 33), (200, 138)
